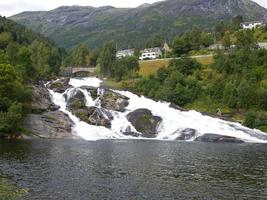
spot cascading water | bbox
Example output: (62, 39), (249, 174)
(48, 77), (267, 143)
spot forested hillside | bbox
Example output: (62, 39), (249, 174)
(0, 16), (63, 138)
(134, 31), (267, 131)
(10, 0), (267, 50)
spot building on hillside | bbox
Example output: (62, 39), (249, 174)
(116, 49), (135, 59)
(162, 42), (172, 57)
(208, 44), (224, 50)
(240, 21), (265, 30)
(163, 42), (171, 52)
(258, 42), (267, 49)
(139, 47), (162, 60)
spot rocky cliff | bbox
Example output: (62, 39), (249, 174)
(23, 83), (74, 139)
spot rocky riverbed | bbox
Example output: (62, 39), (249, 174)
(22, 77), (267, 143)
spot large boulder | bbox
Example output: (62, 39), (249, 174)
(24, 111), (74, 138)
(100, 90), (129, 112)
(80, 86), (98, 100)
(66, 89), (86, 112)
(195, 133), (244, 143)
(47, 78), (70, 93)
(87, 107), (113, 128)
(75, 107), (113, 128)
(127, 109), (162, 137)
(175, 128), (197, 140)
(31, 84), (59, 113)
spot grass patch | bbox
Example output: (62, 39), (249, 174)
(194, 56), (214, 66)
(101, 79), (124, 89)
(0, 177), (27, 200)
(138, 56), (214, 77)
(139, 60), (169, 76)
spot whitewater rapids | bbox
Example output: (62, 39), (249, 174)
(48, 77), (267, 143)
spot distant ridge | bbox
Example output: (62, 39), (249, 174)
(10, 0), (267, 50)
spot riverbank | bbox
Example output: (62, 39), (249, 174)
(0, 176), (27, 200)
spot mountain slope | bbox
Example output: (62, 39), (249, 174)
(10, 0), (267, 50)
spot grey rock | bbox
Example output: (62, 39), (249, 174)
(47, 78), (70, 93)
(31, 84), (60, 113)
(66, 89), (86, 111)
(24, 111), (74, 138)
(80, 86), (98, 100)
(87, 107), (112, 128)
(100, 90), (129, 112)
(195, 133), (244, 143)
(127, 109), (162, 137)
(175, 128), (197, 140)
(122, 126), (140, 137)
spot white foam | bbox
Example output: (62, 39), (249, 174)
(48, 77), (267, 143)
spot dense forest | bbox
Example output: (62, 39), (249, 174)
(0, 16), (63, 138)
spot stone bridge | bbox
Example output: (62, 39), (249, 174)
(61, 67), (96, 76)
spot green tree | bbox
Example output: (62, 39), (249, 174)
(98, 41), (116, 77)
(146, 34), (164, 48)
(16, 47), (35, 79)
(231, 15), (244, 31)
(235, 30), (257, 49)
(243, 112), (258, 129)
(169, 57), (201, 75)
(221, 32), (231, 48)
(0, 103), (23, 137)
(112, 56), (139, 81)
(0, 32), (13, 49)
(6, 42), (19, 65)
(71, 44), (89, 67)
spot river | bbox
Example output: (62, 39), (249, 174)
(48, 77), (267, 142)
(0, 139), (267, 199)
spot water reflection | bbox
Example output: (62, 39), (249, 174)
(0, 140), (266, 199)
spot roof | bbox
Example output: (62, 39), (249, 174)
(140, 47), (162, 53)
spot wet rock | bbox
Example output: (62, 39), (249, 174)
(127, 109), (162, 137)
(24, 111), (74, 138)
(122, 126), (140, 137)
(31, 84), (60, 113)
(195, 133), (244, 143)
(75, 107), (113, 128)
(169, 103), (187, 111)
(47, 78), (70, 93)
(87, 107), (113, 128)
(100, 90), (129, 112)
(66, 89), (86, 111)
(123, 132), (140, 137)
(49, 104), (60, 111)
(175, 128), (197, 140)
(80, 86), (98, 100)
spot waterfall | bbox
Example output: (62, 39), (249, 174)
(48, 77), (267, 143)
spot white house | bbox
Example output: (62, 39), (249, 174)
(258, 42), (267, 49)
(139, 47), (162, 60)
(116, 49), (135, 59)
(241, 21), (264, 30)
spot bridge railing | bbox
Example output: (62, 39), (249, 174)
(60, 67), (96, 77)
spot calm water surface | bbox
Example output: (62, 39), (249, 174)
(0, 139), (267, 200)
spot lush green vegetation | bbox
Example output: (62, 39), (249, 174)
(62, 44), (100, 67)
(0, 16), (63, 138)
(172, 28), (214, 57)
(0, 176), (27, 200)
(97, 41), (139, 81)
(133, 30), (267, 131)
